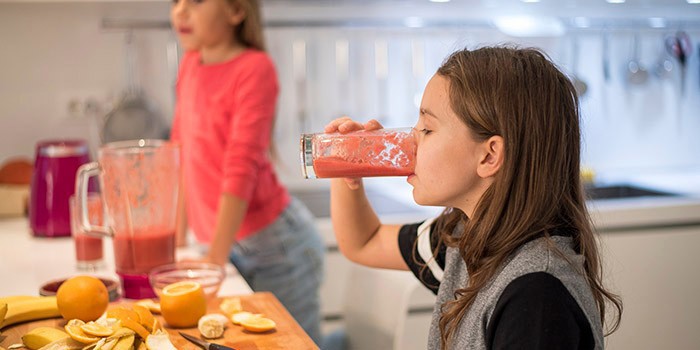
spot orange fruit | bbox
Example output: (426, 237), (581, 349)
(135, 299), (161, 314)
(159, 281), (207, 328)
(240, 316), (276, 333)
(56, 275), (109, 322)
(105, 306), (150, 340)
(219, 297), (242, 316)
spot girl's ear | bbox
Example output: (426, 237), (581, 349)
(227, 1), (246, 26)
(477, 135), (504, 178)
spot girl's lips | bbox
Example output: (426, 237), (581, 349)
(178, 27), (192, 34)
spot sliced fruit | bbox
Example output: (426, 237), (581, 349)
(64, 319), (100, 344)
(106, 307), (138, 323)
(118, 317), (150, 341)
(134, 300), (161, 315)
(219, 297), (242, 316)
(230, 311), (260, 326)
(21, 327), (69, 350)
(240, 316), (276, 333)
(112, 334), (135, 350)
(198, 314), (228, 339)
(132, 305), (156, 332)
(145, 330), (177, 350)
(160, 281), (206, 328)
(81, 321), (114, 337)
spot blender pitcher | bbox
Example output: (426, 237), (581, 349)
(75, 139), (179, 299)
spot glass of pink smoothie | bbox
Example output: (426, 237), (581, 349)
(75, 140), (180, 299)
(300, 127), (416, 179)
(69, 193), (104, 271)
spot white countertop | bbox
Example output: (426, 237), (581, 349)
(0, 218), (252, 297)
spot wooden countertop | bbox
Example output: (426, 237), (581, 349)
(0, 293), (318, 350)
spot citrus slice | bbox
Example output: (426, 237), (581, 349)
(132, 304), (156, 332)
(118, 317), (150, 340)
(160, 281), (207, 328)
(240, 316), (276, 333)
(219, 297), (242, 316)
(230, 311), (257, 325)
(135, 299), (161, 315)
(65, 319), (101, 344)
(80, 321), (114, 337)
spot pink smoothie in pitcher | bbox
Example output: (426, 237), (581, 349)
(113, 228), (175, 275)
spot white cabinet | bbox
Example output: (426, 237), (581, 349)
(600, 224), (700, 350)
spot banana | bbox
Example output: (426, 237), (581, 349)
(0, 295), (40, 305)
(0, 296), (61, 329)
(21, 327), (69, 350)
(0, 301), (7, 325)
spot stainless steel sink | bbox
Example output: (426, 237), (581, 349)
(289, 188), (423, 218)
(584, 184), (678, 200)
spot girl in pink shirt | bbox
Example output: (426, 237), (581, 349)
(170, 0), (324, 344)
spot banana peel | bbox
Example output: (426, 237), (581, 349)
(21, 327), (70, 350)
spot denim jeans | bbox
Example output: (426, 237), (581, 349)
(229, 197), (325, 345)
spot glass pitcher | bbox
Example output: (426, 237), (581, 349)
(75, 139), (179, 299)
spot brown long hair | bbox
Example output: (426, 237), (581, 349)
(431, 46), (622, 348)
(229, 0), (266, 51)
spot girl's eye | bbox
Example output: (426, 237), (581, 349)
(420, 128), (432, 135)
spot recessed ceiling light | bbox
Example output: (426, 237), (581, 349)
(493, 16), (565, 37)
(606, 0), (625, 3)
(573, 17), (590, 28)
(429, 0), (451, 3)
(522, 0), (541, 3)
(648, 17), (667, 28)
(687, 0), (700, 4)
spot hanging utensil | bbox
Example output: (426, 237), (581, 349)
(626, 33), (649, 86)
(102, 30), (165, 143)
(602, 28), (611, 83)
(665, 30), (692, 96)
(654, 33), (674, 81)
(570, 35), (588, 97)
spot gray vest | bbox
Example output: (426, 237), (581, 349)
(426, 236), (604, 349)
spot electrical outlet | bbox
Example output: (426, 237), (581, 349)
(57, 90), (111, 121)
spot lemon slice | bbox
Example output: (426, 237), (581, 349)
(230, 311), (257, 325)
(65, 319), (101, 344)
(219, 297), (242, 316)
(240, 316), (276, 333)
(135, 299), (161, 315)
(81, 321), (115, 337)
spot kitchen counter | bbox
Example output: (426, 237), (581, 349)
(0, 218), (252, 297)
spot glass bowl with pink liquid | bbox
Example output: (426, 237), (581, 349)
(149, 262), (225, 300)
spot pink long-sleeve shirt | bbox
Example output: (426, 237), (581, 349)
(171, 49), (290, 243)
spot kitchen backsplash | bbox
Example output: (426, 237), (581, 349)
(1, 2), (699, 188)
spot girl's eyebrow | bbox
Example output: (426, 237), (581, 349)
(420, 108), (438, 119)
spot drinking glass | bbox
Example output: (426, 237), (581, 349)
(69, 193), (104, 271)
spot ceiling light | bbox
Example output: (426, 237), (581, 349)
(573, 17), (590, 28)
(429, 0), (450, 2)
(606, 0), (625, 3)
(493, 16), (565, 37)
(521, 0), (541, 3)
(404, 17), (425, 28)
(687, 0), (700, 3)
(648, 17), (667, 28)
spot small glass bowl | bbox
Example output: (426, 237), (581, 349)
(149, 262), (225, 299)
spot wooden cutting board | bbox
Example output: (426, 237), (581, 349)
(0, 292), (319, 350)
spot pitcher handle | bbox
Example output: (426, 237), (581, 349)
(76, 162), (113, 237)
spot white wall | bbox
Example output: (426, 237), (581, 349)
(1, 2), (699, 187)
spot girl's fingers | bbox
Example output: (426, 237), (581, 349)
(343, 177), (362, 190)
(364, 119), (383, 131)
(325, 116), (354, 132)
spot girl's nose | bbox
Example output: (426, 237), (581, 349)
(171, 0), (187, 17)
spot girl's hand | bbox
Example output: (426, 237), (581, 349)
(324, 117), (384, 190)
(324, 117), (383, 134)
